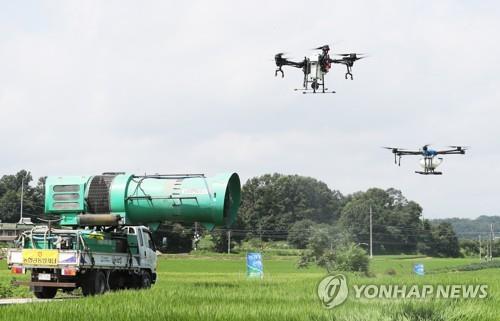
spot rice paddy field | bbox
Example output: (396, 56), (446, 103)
(1, 254), (499, 321)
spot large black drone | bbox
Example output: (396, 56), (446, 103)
(274, 44), (365, 94)
(383, 145), (468, 175)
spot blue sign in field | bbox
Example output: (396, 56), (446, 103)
(413, 263), (425, 276)
(246, 252), (263, 278)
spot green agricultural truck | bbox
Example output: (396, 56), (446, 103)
(6, 172), (240, 298)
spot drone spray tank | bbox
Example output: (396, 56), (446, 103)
(44, 172), (241, 230)
(419, 158), (443, 170)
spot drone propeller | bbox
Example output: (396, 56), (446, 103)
(313, 45), (330, 51)
(335, 53), (367, 61)
(336, 53), (366, 56)
(382, 147), (403, 166)
(275, 52), (300, 62)
(382, 146), (408, 152)
(448, 145), (469, 150)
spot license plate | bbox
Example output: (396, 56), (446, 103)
(22, 249), (59, 266)
(38, 273), (51, 281)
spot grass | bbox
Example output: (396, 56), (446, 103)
(0, 254), (499, 321)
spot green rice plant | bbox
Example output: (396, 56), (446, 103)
(0, 255), (498, 321)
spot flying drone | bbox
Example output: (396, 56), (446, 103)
(274, 44), (365, 94)
(383, 145), (468, 175)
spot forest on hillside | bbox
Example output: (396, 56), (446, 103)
(431, 216), (500, 240)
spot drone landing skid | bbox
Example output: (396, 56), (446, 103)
(415, 171), (442, 175)
(294, 89), (336, 94)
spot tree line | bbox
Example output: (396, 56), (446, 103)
(431, 216), (500, 240)
(0, 170), (461, 257)
(235, 173), (460, 257)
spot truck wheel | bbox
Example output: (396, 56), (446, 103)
(140, 272), (151, 289)
(109, 271), (126, 291)
(82, 270), (107, 296)
(34, 287), (57, 299)
(94, 271), (107, 294)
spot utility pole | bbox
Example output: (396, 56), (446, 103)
(227, 230), (231, 254)
(485, 240), (488, 262)
(479, 235), (482, 261)
(369, 205), (373, 259)
(490, 224), (494, 260)
(486, 240), (490, 262)
(19, 172), (29, 223)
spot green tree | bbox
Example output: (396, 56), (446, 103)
(298, 225), (368, 273)
(338, 188), (423, 254)
(331, 243), (369, 273)
(416, 219), (434, 255)
(0, 170), (42, 222)
(287, 219), (316, 249)
(31, 177), (46, 218)
(196, 235), (216, 252)
(460, 239), (479, 257)
(431, 222), (461, 257)
(239, 174), (344, 239)
(492, 239), (500, 257)
(152, 223), (193, 253)
(210, 229), (232, 253)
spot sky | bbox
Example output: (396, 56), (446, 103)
(0, 1), (499, 219)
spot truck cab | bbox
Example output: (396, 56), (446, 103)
(124, 226), (157, 271)
(8, 225), (158, 298)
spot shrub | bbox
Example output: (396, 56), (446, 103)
(0, 283), (13, 299)
(196, 235), (215, 252)
(298, 241), (369, 273)
(333, 243), (369, 273)
(233, 239), (299, 255)
(385, 268), (397, 276)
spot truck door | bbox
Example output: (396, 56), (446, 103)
(138, 228), (157, 271)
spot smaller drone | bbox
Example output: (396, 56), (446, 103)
(274, 44), (365, 94)
(383, 145), (468, 175)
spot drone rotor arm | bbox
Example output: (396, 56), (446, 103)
(328, 58), (356, 79)
(436, 149), (466, 155)
(437, 146), (469, 155)
(275, 56), (305, 68)
(284, 60), (305, 68)
(329, 58), (346, 65)
(275, 55), (305, 77)
(397, 150), (422, 156)
(382, 146), (420, 155)
(383, 147), (416, 165)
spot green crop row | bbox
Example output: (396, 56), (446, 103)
(0, 255), (499, 321)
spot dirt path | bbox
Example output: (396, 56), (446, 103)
(0, 297), (78, 305)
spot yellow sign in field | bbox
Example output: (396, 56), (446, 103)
(22, 249), (59, 266)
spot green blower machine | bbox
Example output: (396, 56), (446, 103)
(45, 172), (241, 230)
